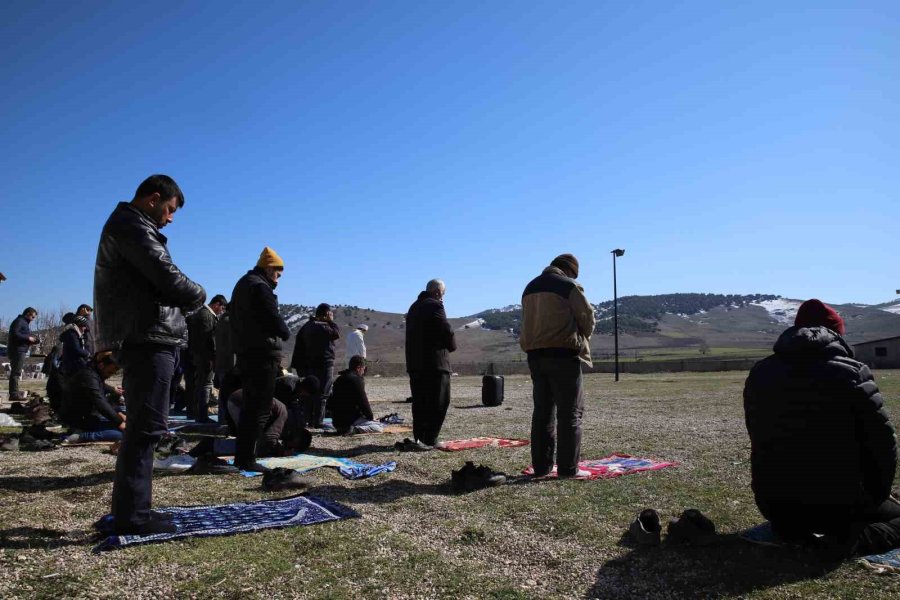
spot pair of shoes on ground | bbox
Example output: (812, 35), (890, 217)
(18, 433), (58, 452)
(188, 454), (240, 475)
(262, 467), (312, 492)
(629, 508), (716, 546)
(394, 437), (433, 452)
(451, 461), (507, 492)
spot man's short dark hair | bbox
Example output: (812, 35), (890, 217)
(76, 304), (93, 314)
(349, 355), (367, 370)
(23, 307), (37, 317)
(134, 174), (185, 208)
(210, 294), (227, 306)
(315, 303), (331, 317)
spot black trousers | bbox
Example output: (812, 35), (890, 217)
(301, 361), (334, 427)
(765, 498), (900, 556)
(191, 356), (213, 422)
(112, 343), (177, 529)
(234, 354), (279, 466)
(528, 355), (584, 477)
(410, 371), (450, 446)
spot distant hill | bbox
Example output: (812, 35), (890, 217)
(278, 295), (900, 365)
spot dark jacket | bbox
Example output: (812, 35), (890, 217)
(60, 365), (124, 429)
(59, 325), (90, 376)
(291, 318), (341, 372)
(744, 325), (897, 513)
(94, 202), (205, 350)
(188, 305), (218, 362)
(8, 314), (33, 353)
(214, 312), (235, 374)
(405, 291), (457, 374)
(329, 369), (374, 433)
(229, 267), (290, 359)
(82, 322), (95, 356)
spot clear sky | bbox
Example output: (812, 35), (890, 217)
(1, 1), (897, 322)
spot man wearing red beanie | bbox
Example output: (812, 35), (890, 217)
(743, 299), (899, 557)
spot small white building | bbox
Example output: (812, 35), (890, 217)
(853, 336), (900, 369)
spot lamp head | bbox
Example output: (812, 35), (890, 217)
(612, 249), (625, 257)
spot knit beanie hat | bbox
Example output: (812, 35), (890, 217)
(551, 253), (579, 278)
(256, 246), (285, 269)
(794, 299), (845, 335)
(315, 303), (331, 317)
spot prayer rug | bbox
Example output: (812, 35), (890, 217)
(239, 454), (397, 480)
(439, 437), (530, 452)
(741, 522), (900, 574)
(522, 453), (677, 479)
(92, 494), (357, 552)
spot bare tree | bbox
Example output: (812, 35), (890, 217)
(32, 305), (68, 356)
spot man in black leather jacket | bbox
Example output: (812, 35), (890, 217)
(405, 279), (457, 448)
(94, 174), (205, 535)
(229, 247), (291, 471)
(744, 299), (900, 556)
(291, 303), (341, 427)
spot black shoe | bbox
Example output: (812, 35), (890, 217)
(19, 434), (57, 452)
(188, 437), (215, 458)
(262, 467), (312, 492)
(452, 462), (506, 492)
(667, 509), (717, 545)
(188, 454), (240, 475)
(150, 510), (175, 521)
(114, 516), (177, 536)
(629, 509), (662, 546)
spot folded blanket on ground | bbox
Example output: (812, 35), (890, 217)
(740, 521), (900, 574)
(239, 454), (397, 480)
(522, 453), (677, 479)
(92, 494), (357, 552)
(439, 437), (530, 452)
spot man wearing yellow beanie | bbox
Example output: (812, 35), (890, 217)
(228, 247), (291, 471)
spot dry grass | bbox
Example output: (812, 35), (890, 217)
(2, 371), (900, 599)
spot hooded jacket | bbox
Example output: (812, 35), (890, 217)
(405, 292), (456, 374)
(94, 202), (205, 350)
(519, 266), (595, 366)
(230, 267), (290, 359)
(743, 325), (897, 512)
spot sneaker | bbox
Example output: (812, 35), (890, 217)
(667, 509), (717, 545)
(452, 462), (507, 492)
(19, 434), (57, 452)
(63, 433), (82, 444)
(472, 464), (507, 488)
(451, 462), (478, 492)
(188, 454), (240, 475)
(629, 509), (662, 546)
(262, 467), (312, 492)
(0, 436), (19, 451)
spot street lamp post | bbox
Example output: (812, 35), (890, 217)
(611, 249), (625, 381)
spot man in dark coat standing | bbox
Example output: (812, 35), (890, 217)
(229, 247), (291, 471)
(94, 174), (205, 535)
(744, 299), (900, 556)
(187, 294), (227, 422)
(290, 303), (341, 427)
(405, 279), (456, 449)
(7, 307), (38, 399)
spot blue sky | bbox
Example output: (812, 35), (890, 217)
(1, 1), (898, 322)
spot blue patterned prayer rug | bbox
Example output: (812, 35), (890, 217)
(740, 521), (900, 573)
(92, 494), (358, 552)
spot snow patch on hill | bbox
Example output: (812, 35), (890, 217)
(458, 318), (486, 331)
(881, 304), (900, 315)
(751, 298), (803, 325)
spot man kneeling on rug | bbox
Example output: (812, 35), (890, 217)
(328, 356), (383, 435)
(744, 299), (900, 557)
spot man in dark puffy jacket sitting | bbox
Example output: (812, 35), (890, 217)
(744, 299), (900, 556)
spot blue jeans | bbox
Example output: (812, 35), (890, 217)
(78, 426), (123, 442)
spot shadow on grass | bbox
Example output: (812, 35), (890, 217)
(313, 478), (450, 504)
(586, 534), (841, 599)
(0, 470), (115, 493)
(0, 526), (94, 550)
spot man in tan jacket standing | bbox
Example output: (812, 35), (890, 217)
(520, 254), (595, 478)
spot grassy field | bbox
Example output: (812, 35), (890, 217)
(2, 371), (899, 599)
